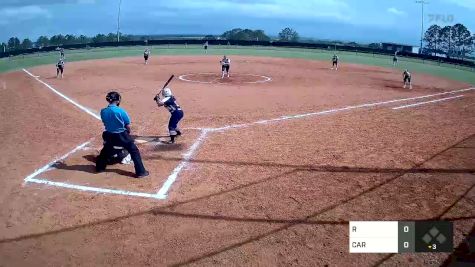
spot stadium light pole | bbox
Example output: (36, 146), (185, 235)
(416, 0), (429, 54)
(117, 0), (122, 43)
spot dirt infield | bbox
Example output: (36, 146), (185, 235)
(0, 55), (474, 266)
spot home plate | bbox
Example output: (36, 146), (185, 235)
(134, 137), (158, 144)
(133, 136), (169, 145)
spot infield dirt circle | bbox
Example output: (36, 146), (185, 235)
(179, 73), (272, 84)
(0, 55), (474, 266)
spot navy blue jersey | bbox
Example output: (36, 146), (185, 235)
(403, 71), (411, 79)
(162, 96), (182, 113)
(56, 60), (64, 68)
(332, 55), (338, 62)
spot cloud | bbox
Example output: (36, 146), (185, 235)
(444, 0), (475, 10)
(158, 0), (352, 21)
(1, 0), (95, 7)
(0, 5), (51, 25)
(387, 7), (406, 16)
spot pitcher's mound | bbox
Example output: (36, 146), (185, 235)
(179, 73), (271, 84)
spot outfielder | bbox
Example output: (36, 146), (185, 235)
(144, 48), (151, 65)
(96, 91), (149, 178)
(154, 88), (184, 144)
(393, 51), (398, 66)
(204, 41), (209, 54)
(56, 59), (65, 78)
(331, 54), (339, 70)
(60, 48), (65, 59)
(403, 69), (412, 89)
(220, 55), (231, 78)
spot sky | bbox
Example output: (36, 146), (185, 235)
(1, 0), (474, 45)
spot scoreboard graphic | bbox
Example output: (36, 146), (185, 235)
(349, 221), (453, 253)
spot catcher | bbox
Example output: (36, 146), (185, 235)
(154, 87), (184, 144)
(403, 69), (412, 89)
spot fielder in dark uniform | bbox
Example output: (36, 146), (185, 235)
(220, 55), (231, 78)
(331, 54), (339, 70)
(393, 51), (398, 66)
(144, 48), (150, 65)
(204, 41), (209, 54)
(56, 59), (65, 79)
(154, 88), (184, 144)
(96, 91), (149, 178)
(60, 48), (65, 59)
(403, 69), (412, 89)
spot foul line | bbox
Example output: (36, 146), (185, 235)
(209, 87), (475, 132)
(22, 69), (101, 121)
(392, 95), (464, 110)
(157, 129), (210, 197)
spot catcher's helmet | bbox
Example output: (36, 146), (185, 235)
(106, 91), (121, 103)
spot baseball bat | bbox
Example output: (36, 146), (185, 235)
(155, 74), (174, 101)
(160, 74), (174, 91)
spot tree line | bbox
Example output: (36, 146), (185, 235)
(1, 33), (133, 52)
(423, 23), (474, 59)
(213, 27), (299, 42)
(1, 27), (301, 52)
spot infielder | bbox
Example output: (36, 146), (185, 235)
(60, 48), (65, 59)
(154, 88), (184, 144)
(393, 51), (398, 66)
(144, 48), (151, 65)
(331, 54), (339, 70)
(220, 55), (231, 78)
(96, 91), (149, 178)
(403, 69), (412, 89)
(56, 59), (65, 78)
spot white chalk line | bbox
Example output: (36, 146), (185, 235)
(28, 178), (166, 199)
(23, 138), (167, 199)
(208, 87), (475, 132)
(392, 95), (465, 110)
(22, 68), (101, 121)
(178, 73), (272, 84)
(157, 129), (209, 197)
(24, 140), (92, 183)
(153, 87), (475, 197)
(19, 78), (474, 200)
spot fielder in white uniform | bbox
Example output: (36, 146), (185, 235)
(220, 55), (231, 78)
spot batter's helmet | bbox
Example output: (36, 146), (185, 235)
(162, 87), (172, 97)
(106, 91), (121, 103)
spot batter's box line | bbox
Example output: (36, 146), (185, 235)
(22, 129), (209, 200)
(24, 139), (167, 199)
(22, 138), (167, 200)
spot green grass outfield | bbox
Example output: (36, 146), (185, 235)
(1, 45), (474, 85)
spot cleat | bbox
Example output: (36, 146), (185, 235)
(136, 170), (150, 178)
